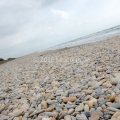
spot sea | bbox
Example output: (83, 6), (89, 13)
(39, 25), (120, 52)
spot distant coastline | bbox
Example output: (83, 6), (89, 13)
(0, 58), (16, 65)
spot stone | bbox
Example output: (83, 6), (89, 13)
(17, 104), (22, 109)
(50, 117), (56, 120)
(93, 81), (102, 88)
(110, 118), (117, 120)
(64, 115), (71, 120)
(84, 95), (91, 101)
(43, 112), (58, 118)
(111, 77), (120, 85)
(42, 118), (51, 120)
(0, 115), (9, 120)
(19, 116), (22, 120)
(41, 100), (48, 107)
(115, 97), (120, 103)
(42, 93), (48, 98)
(53, 82), (60, 88)
(9, 103), (29, 117)
(65, 104), (77, 109)
(5, 99), (9, 104)
(85, 90), (93, 95)
(103, 81), (112, 88)
(111, 103), (120, 109)
(9, 109), (24, 117)
(106, 102), (113, 106)
(8, 105), (13, 110)
(114, 73), (120, 77)
(68, 109), (74, 115)
(45, 107), (54, 112)
(107, 107), (120, 112)
(112, 112), (120, 118)
(59, 111), (67, 119)
(83, 98), (97, 108)
(89, 112), (100, 120)
(104, 115), (111, 119)
(76, 114), (88, 120)
(109, 96), (115, 102)
(117, 116), (120, 119)
(71, 116), (76, 120)
(85, 112), (91, 118)
(63, 96), (77, 103)
(13, 117), (19, 120)
(75, 103), (84, 112)
(22, 118), (28, 120)
(84, 104), (89, 112)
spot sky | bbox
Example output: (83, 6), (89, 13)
(0, 0), (120, 59)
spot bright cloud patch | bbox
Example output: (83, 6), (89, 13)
(51, 9), (69, 19)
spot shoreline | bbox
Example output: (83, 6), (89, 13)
(1, 34), (119, 66)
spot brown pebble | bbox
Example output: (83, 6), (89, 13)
(63, 96), (77, 103)
(41, 100), (48, 107)
(115, 97), (120, 103)
(19, 116), (22, 120)
(45, 107), (54, 112)
(109, 96), (115, 102)
(89, 111), (100, 120)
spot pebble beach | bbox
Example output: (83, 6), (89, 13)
(0, 36), (120, 120)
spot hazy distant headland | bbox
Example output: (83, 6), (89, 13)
(0, 58), (16, 65)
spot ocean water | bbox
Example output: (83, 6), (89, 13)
(40, 25), (120, 52)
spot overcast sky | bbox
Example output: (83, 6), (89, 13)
(0, 0), (120, 59)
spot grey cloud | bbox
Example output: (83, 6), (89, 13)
(40, 0), (60, 7)
(0, 25), (18, 37)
